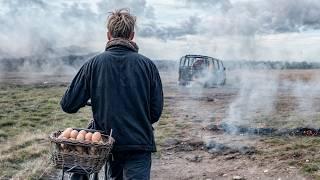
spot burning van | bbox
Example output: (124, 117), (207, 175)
(178, 55), (226, 87)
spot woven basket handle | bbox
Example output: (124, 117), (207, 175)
(108, 129), (113, 144)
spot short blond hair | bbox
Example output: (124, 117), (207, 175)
(107, 9), (136, 39)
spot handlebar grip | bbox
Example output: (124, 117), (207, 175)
(86, 101), (92, 106)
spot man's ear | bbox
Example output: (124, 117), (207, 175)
(107, 32), (112, 40)
(129, 32), (135, 40)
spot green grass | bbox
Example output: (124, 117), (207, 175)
(264, 137), (320, 178)
(1, 82), (320, 179)
(0, 83), (179, 179)
(303, 163), (319, 173)
(0, 84), (91, 179)
(154, 104), (178, 147)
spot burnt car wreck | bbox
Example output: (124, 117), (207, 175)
(178, 55), (226, 87)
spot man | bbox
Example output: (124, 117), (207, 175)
(60, 9), (163, 180)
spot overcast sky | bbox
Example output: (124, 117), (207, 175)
(1, 0), (320, 61)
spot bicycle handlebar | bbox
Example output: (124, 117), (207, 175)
(86, 100), (92, 106)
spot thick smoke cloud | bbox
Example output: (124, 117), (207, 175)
(96, 0), (147, 16)
(187, 0), (320, 36)
(0, 0), (150, 58)
(1, 0), (320, 60)
(138, 16), (201, 40)
(185, 0), (232, 11)
(0, 0), (96, 58)
(137, 0), (320, 41)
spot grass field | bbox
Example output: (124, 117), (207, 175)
(1, 70), (320, 179)
(0, 84), (91, 179)
(0, 83), (175, 179)
(262, 137), (320, 178)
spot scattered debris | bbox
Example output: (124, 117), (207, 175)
(206, 97), (214, 102)
(185, 155), (203, 163)
(233, 175), (245, 180)
(163, 138), (180, 146)
(205, 124), (220, 131)
(209, 123), (320, 137)
(205, 140), (256, 155)
(224, 155), (238, 160)
(162, 138), (204, 152)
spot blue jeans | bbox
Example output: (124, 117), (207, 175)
(70, 151), (151, 180)
(106, 151), (152, 180)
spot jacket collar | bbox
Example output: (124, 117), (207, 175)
(105, 38), (139, 52)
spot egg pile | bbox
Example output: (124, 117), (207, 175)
(57, 128), (103, 154)
(58, 128), (102, 143)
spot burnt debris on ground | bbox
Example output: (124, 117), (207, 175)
(161, 138), (256, 156)
(207, 123), (320, 137)
(205, 140), (256, 156)
(162, 138), (204, 152)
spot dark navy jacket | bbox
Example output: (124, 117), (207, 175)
(60, 45), (163, 152)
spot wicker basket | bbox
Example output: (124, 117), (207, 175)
(49, 128), (114, 174)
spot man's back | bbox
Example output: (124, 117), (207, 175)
(61, 9), (162, 180)
(60, 43), (163, 152)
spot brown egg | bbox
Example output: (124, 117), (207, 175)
(92, 132), (101, 142)
(79, 130), (87, 135)
(85, 132), (93, 141)
(70, 130), (79, 139)
(69, 137), (76, 141)
(76, 133), (85, 141)
(62, 128), (73, 138)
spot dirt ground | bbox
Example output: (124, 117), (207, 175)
(148, 70), (320, 180)
(1, 69), (320, 180)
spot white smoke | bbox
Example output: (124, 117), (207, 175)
(223, 69), (320, 129)
(223, 69), (279, 127)
(0, 0), (151, 58)
(291, 76), (320, 126)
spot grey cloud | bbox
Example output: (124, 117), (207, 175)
(0, 0), (150, 58)
(185, 0), (232, 11)
(96, 0), (147, 16)
(185, 0), (320, 36)
(266, 0), (320, 33)
(138, 16), (201, 40)
(144, 5), (156, 19)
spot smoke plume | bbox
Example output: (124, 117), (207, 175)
(223, 68), (320, 130)
(223, 70), (279, 128)
(0, 0), (151, 59)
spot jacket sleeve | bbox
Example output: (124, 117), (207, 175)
(60, 61), (92, 113)
(150, 64), (163, 124)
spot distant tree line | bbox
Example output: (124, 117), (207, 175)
(223, 60), (320, 70)
(152, 60), (320, 71)
(0, 56), (319, 72)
